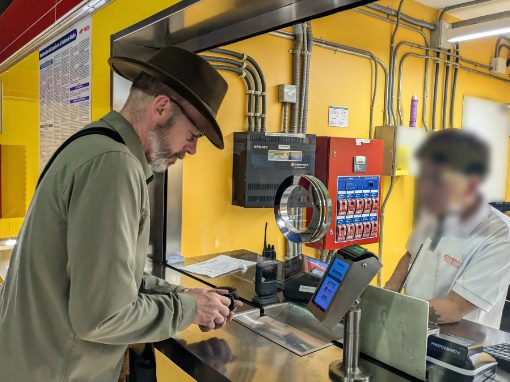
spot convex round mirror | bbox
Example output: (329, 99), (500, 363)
(274, 175), (332, 243)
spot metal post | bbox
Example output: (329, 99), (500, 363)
(329, 300), (371, 382)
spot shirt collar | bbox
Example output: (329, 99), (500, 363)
(442, 198), (491, 236)
(100, 111), (153, 183)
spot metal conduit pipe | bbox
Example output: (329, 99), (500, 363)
(378, 0), (404, 286)
(202, 55), (259, 131)
(393, 41), (430, 128)
(497, 44), (510, 57)
(394, 41), (491, 70)
(442, 52), (451, 130)
(365, 3), (436, 30)
(354, 8), (428, 127)
(460, 64), (510, 83)
(369, 59), (378, 138)
(299, 22), (308, 134)
(294, 25), (306, 257)
(282, 103), (290, 132)
(296, 22), (314, 257)
(290, 25), (304, 135)
(450, 43), (460, 129)
(431, 52), (441, 131)
(393, 40), (493, 127)
(286, 25), (304, 259)
(301, 21), (313, 134)
(397, 52), (510, 127)
(270, 30), (387, 130)
(210, 48), (266, 131)
(495, 36), (510, 58)
(401, 52), (510, 83)
(210, 65), (255, 130)
(388, 0), (405, 126)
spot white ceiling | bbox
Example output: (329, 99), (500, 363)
(415, 0), (510, 19)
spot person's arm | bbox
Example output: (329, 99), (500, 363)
(428, 291), (476, 324)
(63, 152), (229, 344)
(384, 252), (411, 292)
(141, 273), (186, 294)
(430, 239), (510, 324)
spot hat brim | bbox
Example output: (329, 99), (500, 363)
(109, 56), (224, 149)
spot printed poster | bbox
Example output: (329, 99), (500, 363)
(39, 17), (92, 170)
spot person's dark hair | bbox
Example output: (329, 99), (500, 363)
(416, 129), (489, 179)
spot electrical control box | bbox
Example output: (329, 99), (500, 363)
(374, 125), (427, 176)
(232, 131), (316, 208)
(307, 137), (384, 250)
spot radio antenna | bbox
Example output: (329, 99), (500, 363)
(264, 222), (268, 249)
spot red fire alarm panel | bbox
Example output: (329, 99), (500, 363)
(308, 137), (384, 250)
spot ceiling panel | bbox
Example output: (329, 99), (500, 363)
(416, 0), (510, 19)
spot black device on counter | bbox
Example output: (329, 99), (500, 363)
(253, 260), (280, 307)
(427, 333), (497, 381)
(484, 343), (510, 372)
(282, 255), (326, 303)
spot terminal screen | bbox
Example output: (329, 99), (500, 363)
(312, 258), (350, 312)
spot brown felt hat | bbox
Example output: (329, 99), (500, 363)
(109, 46), (228, 149)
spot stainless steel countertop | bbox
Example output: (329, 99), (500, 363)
(152, 261), (411, 382)
(150, 253), (510, 382)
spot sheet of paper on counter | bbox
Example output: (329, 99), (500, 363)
(180, 255), (256, 278)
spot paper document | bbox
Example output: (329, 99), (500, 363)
(180, 255), (256, 278)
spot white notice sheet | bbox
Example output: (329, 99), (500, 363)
(180, 255), (256, 278)
(39, 17), (92, 170)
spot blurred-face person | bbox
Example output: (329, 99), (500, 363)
(385, 129), (510, 329)
(417, 161), (480, 216)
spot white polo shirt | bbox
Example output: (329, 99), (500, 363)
(405, 202), (510, 329)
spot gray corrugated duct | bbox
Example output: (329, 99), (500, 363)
(202, 54), (259, 131)
(290, 25), (303, 134)
(301, 21), (313, 134)
(210, 65), (255, 130)
(209, 48), (266, 131)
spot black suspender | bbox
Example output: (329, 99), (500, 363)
(37, 127), (125, 187)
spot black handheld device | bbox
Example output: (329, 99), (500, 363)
(253, 260), (280, 306)
(262, 222), (276, 260)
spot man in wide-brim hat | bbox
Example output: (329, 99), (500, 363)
(0, 46), (239, 382)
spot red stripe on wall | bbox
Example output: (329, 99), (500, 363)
(0, 0), (84, 65)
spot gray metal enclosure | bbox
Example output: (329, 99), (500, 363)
(110, 0), (374, 263)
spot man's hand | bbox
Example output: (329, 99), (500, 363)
(198, 289), (243, 332)
(184, 288), (231, 329)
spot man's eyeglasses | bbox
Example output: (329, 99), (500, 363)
(167, 96), (204, 143)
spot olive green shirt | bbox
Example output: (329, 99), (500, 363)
(0, 111), (197, 381)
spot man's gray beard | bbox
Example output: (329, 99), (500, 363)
(148, 128), (178, 173)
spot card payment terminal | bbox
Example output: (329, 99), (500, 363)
(307, 245), (381, 330)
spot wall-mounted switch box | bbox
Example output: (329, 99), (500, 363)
(490, 57), (507, 74)
(278, 84), (298, 104)
(431, 20), (451, 50)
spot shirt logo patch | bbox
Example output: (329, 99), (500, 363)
(443, 254), (462, 269)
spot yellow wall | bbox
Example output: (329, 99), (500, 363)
(181, 0), (510, 282)
(1, 0), (510, 279)
(0, 51), (38, 238)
